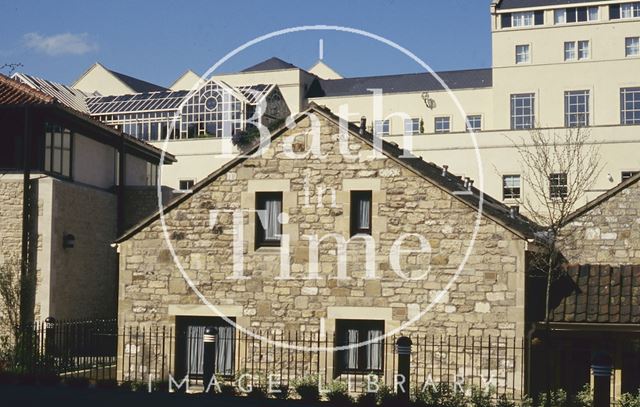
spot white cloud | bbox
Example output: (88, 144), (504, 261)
(23, 32), (98, 56)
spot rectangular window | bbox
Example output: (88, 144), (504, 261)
(516, 44), (531, 64)
(175, 316), (236, 378)
(503, 175), (521, 200)
(510, 93), (535, 130)
(179, 179), (195, 191)
(622, 171), (639, 181)
(556, 7), (599, 23)
(255, 192), (283, 248)
(565, 90), (590, 127)
(626, 37), (640, 57)
(44, 123), (72, 178)
(565, 41), (589, 61)
(512, 11), (535, 27)
(336, 320), (384, 374)
(146, 163), (158, 186)
(578, 40), (590, 59)
(434, 117), (451, 133)
(621, 87), (640, 124)
(550, 173), (568, 199)
(466, 115), (482, 132)
(374, 120), (389, 137)
(350, 191), (372, 236)
(565, 42), (577, 60)
(404, 118), (420, 136)
(621, 2), (640, 18)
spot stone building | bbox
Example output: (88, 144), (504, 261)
(114, 104), (540, 393)
(0, 74), (176, 330)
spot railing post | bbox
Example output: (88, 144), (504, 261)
(395, 336), (412, 401)
(592, 351), (612, 407)
(44, 317), (56, 355)
(203, 327), (217, 393)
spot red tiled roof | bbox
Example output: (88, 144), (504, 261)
(0, 74), (55, 105)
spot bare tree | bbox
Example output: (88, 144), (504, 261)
(0, 255), (22, 354)
(509, 125), (603, 402)
(0, 62), (23, 76)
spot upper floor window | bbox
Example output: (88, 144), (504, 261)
(621, 87), (640, 125)
(466, 115), (482, 132)
(564, 41), (590, 61)
(503, 175), (521, 200)
(622, 171), (639, 181)
(626, 37), (640, 57)
(255, 192), (282, 248)
(374, 120), (389, 137)
(554, 6), (599, 24)
(549, 173), (568, 199)
(434, 117), (451, 133)
(565, 90), (590, 127)
(510, 93), (536, 130)
(621, 2), (640, 18)
(146, 163), (158, 186)
(350, 191), (372, 236)
(516, 44), (531, 64)
(502, 11), (544, 28)
(336, 319), (384, 374)
(179, 179), (195, 191)
(404, 118), (420, 136)
(44, 123), (72, 178)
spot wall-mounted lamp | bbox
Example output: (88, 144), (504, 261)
(63, 233), (75, 249)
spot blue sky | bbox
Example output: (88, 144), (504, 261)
(0, 0), (492, 87)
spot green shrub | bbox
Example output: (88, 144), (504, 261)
(537, 389), (568, 407)
(416, 383), (467, 407)
(326, 380), (353, 406)
(293, 374), (320, 402)
(573, 384), (592, 407)
(497, 394), (516, 407)
(470, 385), (495, 407)
(618, 390), (640, 407)
(271, 384), (289, 400)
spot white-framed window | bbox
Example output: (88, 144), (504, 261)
(434, 117), (451, 133)
(179, 179), (195, 191)
(336, 319), (384, 374)
(466, 115), (482, 132)
(503, 175), (521, 200)
(146, 163), (158, 186)
(550, 173), (568, 199)
(626, 37), (640, 57)
(621, 2), (640, 18)
(255, 192), (283, 248)
(515, 44), (531, 64)
(374, 120), (389, 137)
(404, 118), (420, 136)
(565, 90), (590, 127)
(621, 87), (640, 125)
(510, 93), (535, 130)
(555, 6), (599, 24)
(44, 123), (72, 178)
(512, 11), (535, 27)
(622, 171), (639, 181)
(565, 41), (589, 61)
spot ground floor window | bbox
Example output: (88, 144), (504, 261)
(335, 319), (384, 374)
(175, 316), (236, 378)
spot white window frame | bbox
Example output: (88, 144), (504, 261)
(512, 11), (534, 27)
(549, 173), (568, 199)
(626, 37), (640, 57)
(621, 87), (640, 125)
(578, 40), (590, 60)
(515, 44), (531, 64)
(510, 93), (536, 130)
(564, 41), (577, 61)
(403, 118), (420, 136)
(179, 179), (195, 191)
(503, 175), (521, 200)
(374, 120), (390, 137)
(466, 115), (482, 132)
(555, 6), (599, 24)
(621, 2), (640, 19)
(565, 90), (590, 127)
(434, 116), (451, 134)
(621, 171), (639, 181)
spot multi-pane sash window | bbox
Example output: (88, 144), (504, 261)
(503, 175), (521, 200)
(336, 320), (384, 373)
(255, 192), (283, 248)
(555, 6), (599, 24)
(578, 41), (590, 59)
(626, 37), (640, 57)
(565, 90), (590, 127)
(404, 118), (420, 136)
(466, 115), (482, 132)
(622, 2), (640, 18)
(550, 173), (568, 199)
(516, 44), (530, 64)
(621, 87), (640, 125)
(374, 120), (389, 137)
(435, 117), (451, 133)
(510, 93), (535, 129)
(565, 42), (577, 61)
(512, 11), (534, 27)
(44, 123), (72, 178)
(565, 41), (589, 61)
(622, 171), (639, 181)
(350, 191), (372, 236)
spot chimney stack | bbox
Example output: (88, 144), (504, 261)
(359, 116), (367, 136)
(442, 165), (449, 177)
(509, 206), (520, 218)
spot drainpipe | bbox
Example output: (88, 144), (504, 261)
(117, 137), (126, 234)
(20, 106), (32, 328)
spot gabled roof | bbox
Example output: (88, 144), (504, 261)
(308, 68), (493, 98)
(563, 171), (640, 226)
(549, 264), (640, 325)
(73, 62), (167, 95)
(242, 57), (299, 72)
(115, 103), (538, 243)
(0, 74), (175, 164)
(12, 72), (92, 113)
(169, 70), (201, 91)
(496, 0), (604, 11)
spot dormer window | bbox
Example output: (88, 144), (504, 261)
(501, 11), (544, 28)
(554, 6), (598, 24)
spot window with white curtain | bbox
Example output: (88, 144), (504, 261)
(255, 192), (283, 248)
(336, 319), (384, 373)
(626, 37), (640, 57)
(350, 191), (372, 236)
(176, 316), (236, 378)
(404, 118), (420, 136)
(515, 44), (530, 64)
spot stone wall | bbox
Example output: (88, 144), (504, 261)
(118, 114), (529, 389)
(560, 179), (640, 264)
(122, 186), (180, 232)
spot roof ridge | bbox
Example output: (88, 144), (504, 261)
(0, 73), (56, 104)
